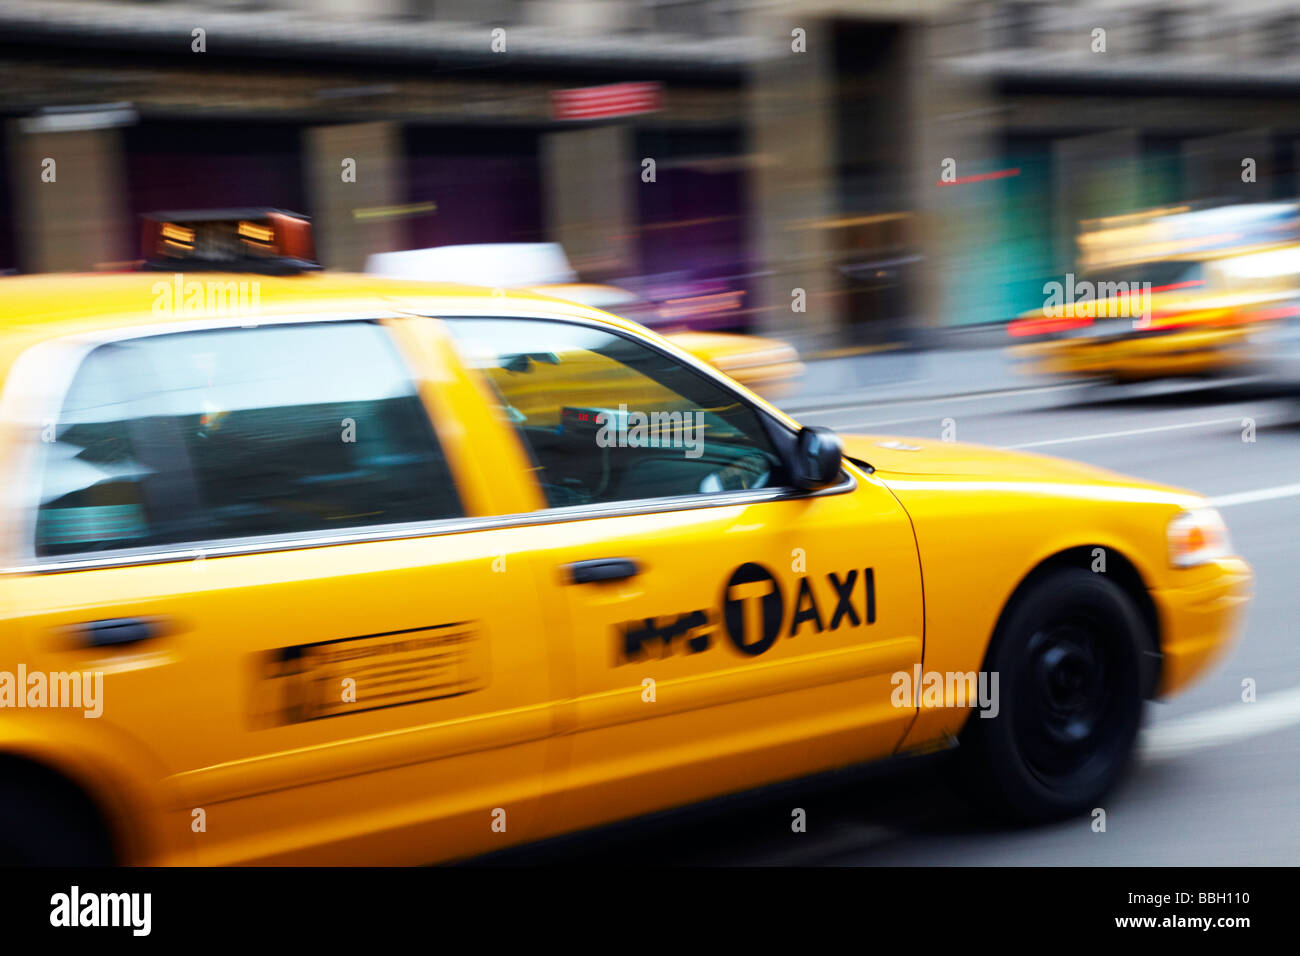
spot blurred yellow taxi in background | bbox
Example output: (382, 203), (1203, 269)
(366, 243), (804, 396)
(1011, 203), (1300, 383)
(652, 329), (803, 398)
(1011, 247), (1300, 382)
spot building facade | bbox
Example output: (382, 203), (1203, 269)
(3, 0), (1299, 345)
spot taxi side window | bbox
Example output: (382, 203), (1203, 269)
(443, 317), (787, 509)
(35, 321), (462, 557)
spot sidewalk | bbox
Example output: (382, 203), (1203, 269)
(782, 341), (1057, 412)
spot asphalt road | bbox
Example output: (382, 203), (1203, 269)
(484, 371), (1300, 866)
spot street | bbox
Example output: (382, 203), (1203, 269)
(485, 358), (1300, 865)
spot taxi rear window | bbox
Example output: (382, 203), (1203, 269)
(34, 321), (462, 558)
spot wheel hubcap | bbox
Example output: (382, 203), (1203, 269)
(1018, 620), (1121, 782)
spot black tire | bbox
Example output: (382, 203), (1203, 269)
(0, 767), (115, 865)
(957, 567), (1146, 822)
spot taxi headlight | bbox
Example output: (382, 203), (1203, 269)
(1167, 507), (1232, 568)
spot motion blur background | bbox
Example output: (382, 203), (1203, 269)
(2, 0), (1298, 866)
(5, 0), (1300, 349)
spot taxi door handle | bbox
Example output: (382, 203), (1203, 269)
(77, 617), (163, 648)
(566, 558), (640, 584)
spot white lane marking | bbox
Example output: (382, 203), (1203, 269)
(786, 371), (1266, 416)
(1007, 417), (1243, 449)
(787, 381), (1088, 416)
(1209, 482), (1300, 508)
(1140, 684), (1300, 761)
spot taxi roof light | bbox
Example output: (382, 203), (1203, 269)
(140, 208), (320, 275)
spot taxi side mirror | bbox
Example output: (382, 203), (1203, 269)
(792, 426), (843, 490)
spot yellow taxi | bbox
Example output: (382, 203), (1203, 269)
(651, 329), (803, 398)
(364, 243), (804, 396)
(517, 284), (804, 398)
(0, 212), (1250, 864)
(1010, 248), (1300, 383)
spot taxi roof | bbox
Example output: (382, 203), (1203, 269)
(0, 268), (802, 455)
(0, 271), (664, 387)
(0, 271), (616, 329)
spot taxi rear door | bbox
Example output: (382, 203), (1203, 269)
(439, 314), (924, 836)
(0, 314), (561, 864)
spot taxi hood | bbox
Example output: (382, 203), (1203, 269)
(841, 433), (1135, 484)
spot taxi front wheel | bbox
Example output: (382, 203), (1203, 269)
(0, 766), (115, 865)
(956, 567), (1145, 823)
